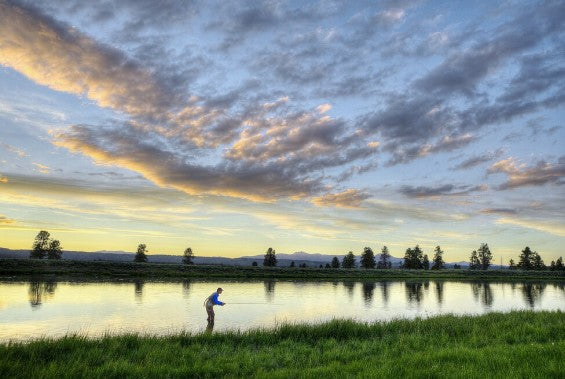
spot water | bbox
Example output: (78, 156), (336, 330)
(1, 279), (564, 342)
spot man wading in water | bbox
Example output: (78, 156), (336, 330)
(204, 287), (225, 325)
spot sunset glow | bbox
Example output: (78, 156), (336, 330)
(0, 0), (563, 261)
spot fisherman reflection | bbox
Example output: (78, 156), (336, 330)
(28, 280), (57, 309)
(362, 281), (375, 306)
(521, 282), (546, 308)
(405, 282), (424, 304)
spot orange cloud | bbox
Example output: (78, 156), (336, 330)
(311, 189), (371, 209)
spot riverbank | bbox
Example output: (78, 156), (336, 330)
(1, 311), (563, 378)
(0, 258), (564, 281)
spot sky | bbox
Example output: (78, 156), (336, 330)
(0, 0), (564, 262)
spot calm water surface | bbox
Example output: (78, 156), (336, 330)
(1, 279), (564, 342)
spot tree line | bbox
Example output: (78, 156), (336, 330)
(260, 244), (564, 271)
(27, 231), (564, 271)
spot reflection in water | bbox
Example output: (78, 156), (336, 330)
(471, 282), (493, 307)
(522, 283), (546, 308)
(380, 281), (389, 305)
(182, 280), (191, 299)
(2, 279), (564, 342)
(28, 281), (58, 309)
(406, 282), (424, 304)
(343, 281), (355, 300)
(435, 281), (444, 305)
(362, 282), (375, 306)
(134, 280), (144, 303)
(264, 280), (275, 302)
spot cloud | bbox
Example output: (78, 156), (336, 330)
(0, 215), (15, 224)
(488, 156), (565, 190)
(55, 123), (324, 201)
(0, 1), (182, 120)
(32, 163), (50, 174)
(451, 149), (504, 170)
(0, 176), (8, 183)
(311, 189), (371, 209)
(479, 208), (518, 215)
(496, 217), (565, 237)
(414, 1), (564, 97)
(400, 184), (487, 198)
(0, 142), (28, 158)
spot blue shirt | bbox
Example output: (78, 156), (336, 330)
(211, 292), (224, 305)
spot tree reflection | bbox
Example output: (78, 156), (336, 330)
(343, 281), (355, 300)
(134, 280), (144, 303)
(435, 281), (444, 305)
(521, 282), (546, 308)
(362, 282), (375, 306)
(405, 282), (423, 304)
(28, 280), (57, 309)
(380, 281), (389, 305)
(182, 280), (191, 299)
(264, 280), (276, 302)
(471, 282), (493, 307)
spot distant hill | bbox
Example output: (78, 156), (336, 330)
(0, 248), (330, 267)
(0, 247), (503, 268)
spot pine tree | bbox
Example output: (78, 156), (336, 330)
(377, 246), (391, 269)
(469, 250), (480, 270)
(263, 247), (277, 267)
(403, 245), (424, 269)
(47, 239), (62, 259)
(518, 246), (534, 270)
(134, 244), (148, 262)
(477, 243), (492, 270)
(532, 252), (545, 270)
(331, 256), (340, 268)
(556, 257), (564, 271)
(182, 247), (194, 264)
(550, 260), (556, 271)
(290, 261), (295, 268)
(431, 246), (445, 270)
(342, 251), (356, 269)
(30, 231), (50, 259)
(422, 254), (430, 270)
(509, 259), (516, 270)
(360, 247), (376, 269)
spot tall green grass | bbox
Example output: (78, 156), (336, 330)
(1, 311), (563, 378)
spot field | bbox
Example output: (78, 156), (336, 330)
(1, 258), (564, 281)
(0, 311), (563, 378)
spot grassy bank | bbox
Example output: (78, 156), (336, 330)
(1, 311), (564, 378)
(1, 258), (564, 281)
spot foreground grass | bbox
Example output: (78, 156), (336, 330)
(1, 258), (564, 281)
(1, 311), (564, 378)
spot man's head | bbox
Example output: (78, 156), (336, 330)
(217, 287), (223, 293)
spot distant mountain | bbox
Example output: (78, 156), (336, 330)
(0, 247), (504, 268)
(243, 251), (404, 265)
(0, 248), (327, 267)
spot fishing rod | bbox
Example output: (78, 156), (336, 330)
(225, 302), (281, 305)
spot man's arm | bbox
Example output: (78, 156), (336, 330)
(212, 293), (224, 305)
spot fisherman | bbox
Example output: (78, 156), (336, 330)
(204, 287), (225, 325)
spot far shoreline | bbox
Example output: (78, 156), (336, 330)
(1, 258), (564, 282)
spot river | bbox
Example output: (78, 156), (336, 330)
(1, 279), (564, 342)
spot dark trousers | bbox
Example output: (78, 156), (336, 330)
(206, 306), (215, 324)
